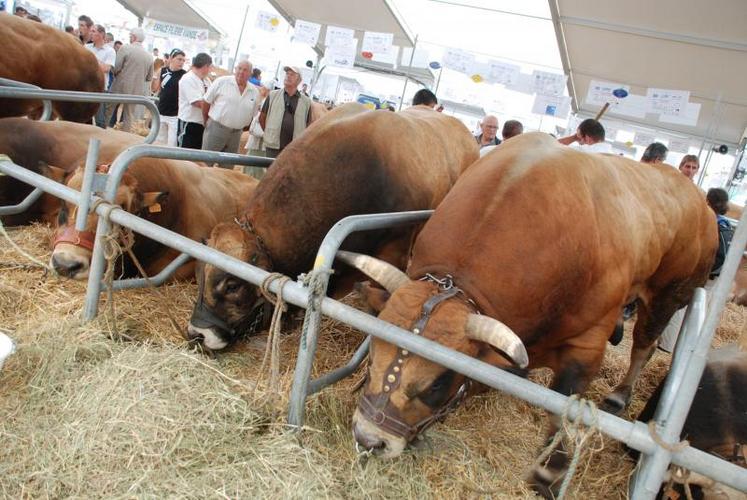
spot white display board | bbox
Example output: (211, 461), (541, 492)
(293, 20), (321, 46)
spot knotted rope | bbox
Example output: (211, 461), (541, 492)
(256, 272), (291, 398)
(647, 421), (693, 500)
(534, 395), (604, 499)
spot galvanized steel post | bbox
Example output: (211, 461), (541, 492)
(287, 210), (433, 429)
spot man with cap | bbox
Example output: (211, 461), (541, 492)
(107, 27), (153, 132)
(258, 65), (312, 158)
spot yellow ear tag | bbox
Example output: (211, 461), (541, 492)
(148, 203), (162, 213)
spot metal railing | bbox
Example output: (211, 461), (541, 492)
(287, 211), (432, 428)
(0, 153), (745, 497)
(0, 78), (53, 121)
(0, 86), (161, 143)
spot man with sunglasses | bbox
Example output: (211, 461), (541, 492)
(258, 65), (312, 158)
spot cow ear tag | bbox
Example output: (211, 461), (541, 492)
(148, 203), (162, 213)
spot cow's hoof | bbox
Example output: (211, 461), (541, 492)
(600, 394), (627, 415)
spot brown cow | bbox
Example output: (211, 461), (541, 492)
(0, 15), (103, 122)
(340, 133), (717, 498)
(50, 161), (259, 281)
(186, 103), (479, 350)
(0, 118), (142, 226)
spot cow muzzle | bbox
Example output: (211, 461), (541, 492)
(352, 408), (407, 459)
(50, 227), (95, 279)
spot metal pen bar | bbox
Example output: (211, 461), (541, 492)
(0, 87), (161, 143)
(75, 139), (101, 232)
(288, 210), (433, 428)
(0, 187), (43, 216)
(110, 252), (193, 291)
(0, 77), (52, 121)
(307, 336), (371, 395)
(1, 159), (744, 491)
(82, 144), (274, 319)
(629, 289), (706, 499)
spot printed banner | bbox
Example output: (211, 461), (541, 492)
(293, 20), (321, 46)
(255, 11), (281, 32)
(361, 31), (393, 55)
(143, 18), (208, 42)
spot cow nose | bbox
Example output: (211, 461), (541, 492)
(354, 426), (387, 453)
(185, 324), (205, 343)
(51, 255), (83, 277)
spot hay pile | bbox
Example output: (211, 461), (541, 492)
(1, 223), (744, 498)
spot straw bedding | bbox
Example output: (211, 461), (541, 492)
(0, 222), (743, 498)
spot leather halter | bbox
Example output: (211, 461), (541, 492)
(53, 226), (96, 252)
(358, 275), (474, 442)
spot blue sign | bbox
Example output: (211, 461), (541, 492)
(429, 61), (442, 70)
(612, 88), (629, 99)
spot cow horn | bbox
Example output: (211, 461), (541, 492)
(465, 314), (528, 368)
(335, 250), (408, 293)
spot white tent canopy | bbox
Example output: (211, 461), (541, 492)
(115, 0), (225, 39)
(552, 0), (747, 147)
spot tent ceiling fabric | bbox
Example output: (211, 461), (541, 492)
(115, 0), (225, 38)
(266, 0), (414, 48)
(553, 0), (747, 145)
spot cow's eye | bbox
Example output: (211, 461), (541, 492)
(418, 370), (455, 409)
(224, 279), (242, 294)
(58, 206), (69, 225)
(249, 253), (259, 265)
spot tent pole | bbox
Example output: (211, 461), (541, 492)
(696, 91), (722, 187)
(397, 34), (418, 111)
(231, 3), (251, 71)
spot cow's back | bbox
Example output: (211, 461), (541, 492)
(0, 16), (103, 122)
(0, 119), (141, 224)
(410, 132), (717, 340)
(248, 103), (478, 274)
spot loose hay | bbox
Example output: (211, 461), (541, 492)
(1, 222), (745, 498)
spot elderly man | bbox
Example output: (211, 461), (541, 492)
(107, 27), (153, 132)
(258, 65), (312, 158)
(640, 142), (668, 164)
(201, 60), (260, 155)
(85, 24), (116, 128)
(475, 115), (501, 148)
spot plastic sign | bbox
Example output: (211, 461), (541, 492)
(361, 51), (373, 59)
(612, 88), (629, 99)
(470, 74), (484, 83)
(429, 61), (441, 70)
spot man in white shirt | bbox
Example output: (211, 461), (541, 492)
(558, 118), (612, 154)
(85, 24), (116, 128)
(202, 60), (259, 155)
(177, 53), (212, 149)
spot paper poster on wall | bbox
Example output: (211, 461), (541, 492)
(658, 102), (701, 127)
(607, 93), (648, 119)
(505, 73), (535, 95)
(633, 131), (657, 147)
(668, 137), (691, 154)
(293, 20), (321, 46)
(325, 25), (355, 47)
(646, 88), (690, 116)
(325, 43), (357, 68)
(603, 122), (620, 142)
(486, 60), (520, 86)
(530, 70), (567, 96)
(532, 94), (571, 119)
(361, 31), (393, 55)
(585, 80), (630, 107)
(442, 47), (476, 75)
(255, 11), (280, 32)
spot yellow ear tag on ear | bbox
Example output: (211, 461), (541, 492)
(148, 203), (162, 213)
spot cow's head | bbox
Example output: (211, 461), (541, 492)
(49, 167), (168, 280)
(338, 251), (528, 458)
(186, 221), (272, 350)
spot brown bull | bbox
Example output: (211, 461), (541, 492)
(186, 102), (479, 351)
(0, 118), (142, 226)
(50, 160), (258, 281)
(341, 132), (718, 498)
(0, 15), (103, 122)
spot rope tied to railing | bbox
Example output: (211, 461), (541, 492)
(533, 394), (604, 499)
(256, 272), (292, 399)
(96, 201), (181, 340)
(298, 268), (334, 347)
